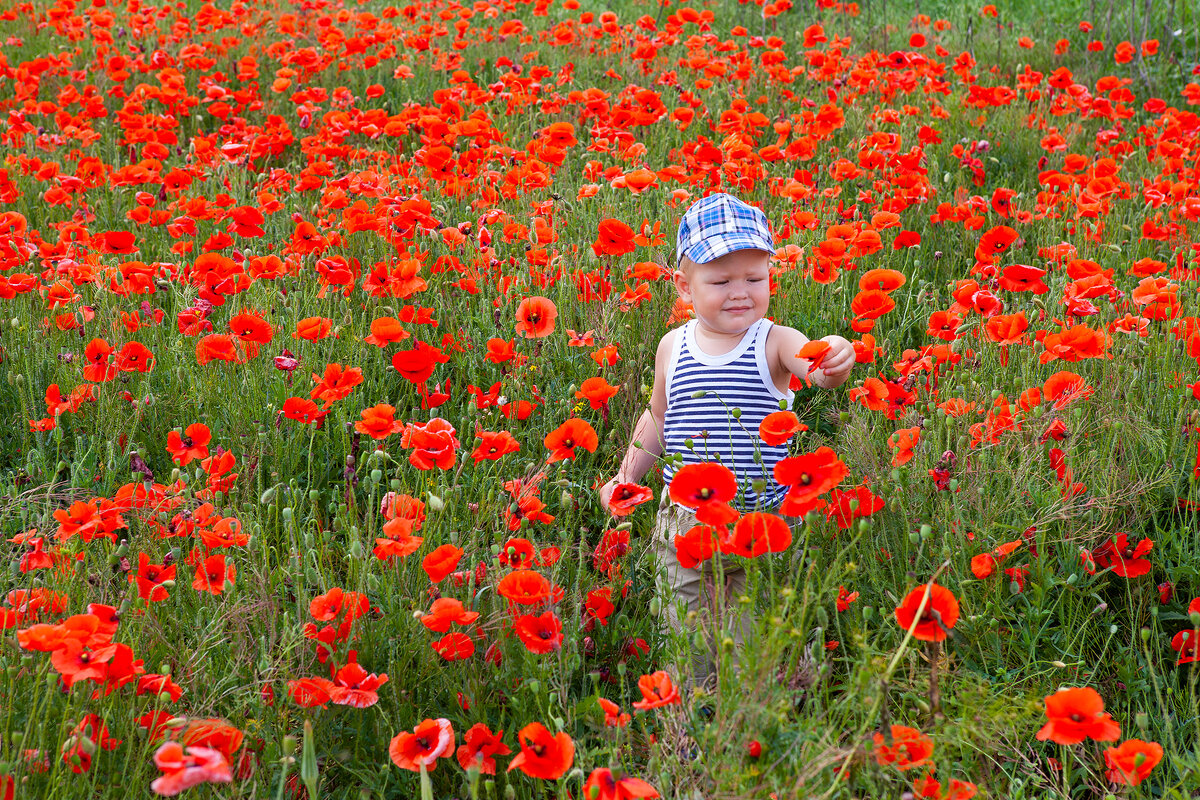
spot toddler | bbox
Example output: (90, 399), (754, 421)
(599, 193), (855, 690)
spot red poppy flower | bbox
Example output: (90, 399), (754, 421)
(456, 723), (510, 775)
(114, 341), (155, 373)
(507, 722), (575, 780)
(422, 544), (464, 583)
(591, 218), (636, 257)
(83, 338), (116, 382)
(672, 523), (719, 569)
(513, 611), (563, 654)
(391, 340), (450, 385)
(192, 555), (235, 595)
(774, 447), (849, 514)
(166, 423), (211, 466)
(389, 718), (455, 772)
(893, 582), (959, 642)
(605, 483), (653, 517)
(1088, 533), (1153, 578)
(329, 653), (388, 708)
(583, 768), (660, 799)
(759, 410), (806, 445)
(431, 632), (475, 661)
(97, 231), (138, 254)
(515, 295), (557, 339)
(544, 418), (598, 463)
(668, 463), (738, 508)
(1035, 687), (1121, 745)
(722, 512), (792, 558)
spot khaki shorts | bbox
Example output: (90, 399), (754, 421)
(652, 490), (801, 690)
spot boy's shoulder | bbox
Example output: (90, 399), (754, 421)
(655, 322), (687, 351)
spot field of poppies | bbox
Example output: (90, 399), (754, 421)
(2, 0), (1200, 796)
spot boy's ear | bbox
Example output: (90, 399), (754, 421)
(672, 269), (692, 301)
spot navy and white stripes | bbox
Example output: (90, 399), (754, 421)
(661, 318), (794, 511)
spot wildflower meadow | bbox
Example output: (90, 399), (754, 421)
(2, 0), (1200, 796)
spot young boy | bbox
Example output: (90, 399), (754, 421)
(599, 192), (855, 689)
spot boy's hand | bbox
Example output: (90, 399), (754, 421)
(598, 477), (621, 515)
(817, 335), (855, 386)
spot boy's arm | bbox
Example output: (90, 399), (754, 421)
(599, 332), (673, 512)
(770, 326), (856, 389)
(613, 332), (671, 483)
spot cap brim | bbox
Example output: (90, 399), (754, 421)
(680, 234), (775, 268)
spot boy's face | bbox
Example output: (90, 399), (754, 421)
(673, 248), (772, 338)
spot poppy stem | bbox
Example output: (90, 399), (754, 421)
(928, 639), (942, 720)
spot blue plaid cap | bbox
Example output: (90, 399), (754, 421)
(676, 193), (774, 270)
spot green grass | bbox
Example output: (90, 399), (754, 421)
(0, 0), (1198, 797)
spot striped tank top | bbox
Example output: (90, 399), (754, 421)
(661, 318), (795, 511)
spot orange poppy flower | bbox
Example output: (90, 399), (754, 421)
(179, 719), (245, 762)
(1035, 687), (1121, 745)
(759, 410), (806, 445)
(354, 404), (404, 440)
(872, 725), (933, 771)
(1039, 324), (1110, 364)
(583, 768), (660, 800)
(888, 427), (920, 466)
(364, 317), (409, 347)
(1043, 371), (1092, 409)
(1105, 739), (1162, 786)
(632, 671), (681, 710)
(420, 598), (479, 633)
(796, 340), (832, 375)
(858, 268), (906, 292)
(507, 722), (575, 780)
(496, 570), (553, 605)
(851, 289), (897, 322)
(893, 582), (959, 642)
(293, 317), (332, 341)
(515, 295), (557, 339)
